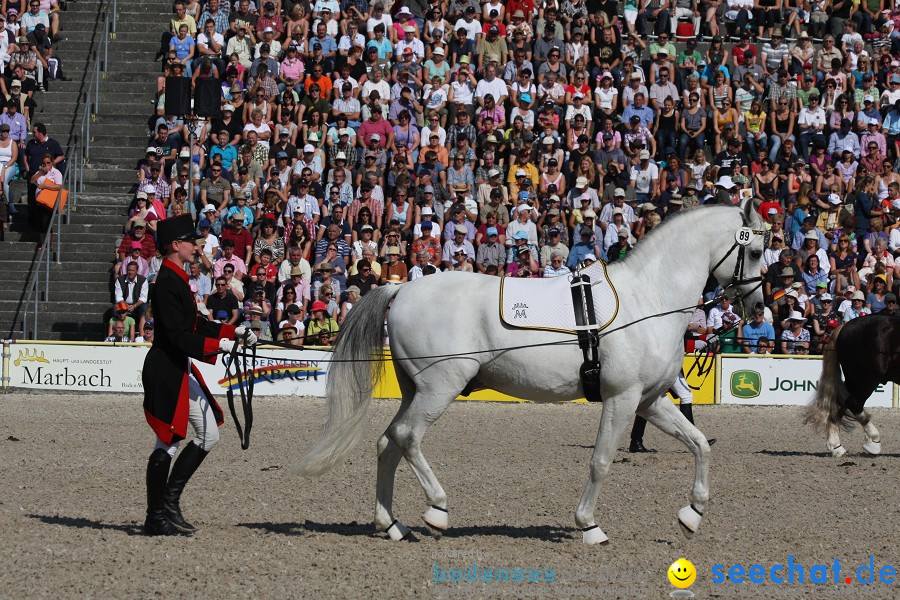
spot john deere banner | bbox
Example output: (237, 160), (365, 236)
(719, 355), (894, 407)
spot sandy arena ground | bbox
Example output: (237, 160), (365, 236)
(2, 394), (900, 599)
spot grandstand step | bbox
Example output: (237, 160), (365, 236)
(63, 19), (167, 33)
(62, 39), (161, 53)
(0, 288), (114, 304)
(46, 280), (112, 293)
(88, 134), (156, 147)
(42, 92), (149, 107)
(79, 167), (139, 182)
(85, 145), (150, 161)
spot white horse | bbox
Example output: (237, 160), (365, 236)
(295, 201), (765, 545)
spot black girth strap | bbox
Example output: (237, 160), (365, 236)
(571, 274), (602, 402)
(225, 336), (256, 450)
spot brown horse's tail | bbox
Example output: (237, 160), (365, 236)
(804, 324), (850, 432)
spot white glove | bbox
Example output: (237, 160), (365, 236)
(234, 326), (258, 347)
(219, 338), (235, 353)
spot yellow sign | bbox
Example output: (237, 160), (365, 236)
(374, 355), (717, 404)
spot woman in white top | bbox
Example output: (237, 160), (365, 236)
(0, 124), (18, 208)
(243, 109), (272, 148)
(594, 73), (618, 122)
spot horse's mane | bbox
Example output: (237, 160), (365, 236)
(617, 204), (738, 267)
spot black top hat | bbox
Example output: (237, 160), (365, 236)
(157, 214), (198, 248)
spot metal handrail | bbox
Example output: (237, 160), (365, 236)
(20, 1), (115, 339)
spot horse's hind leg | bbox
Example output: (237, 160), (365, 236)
(574, 391), (640, 545)
(641, 395), (711, 538)
(387, 362), (478, 538)
(826, 421), (846, 457)
(375, 363), (416, 540)
(854, 410), (881, 455)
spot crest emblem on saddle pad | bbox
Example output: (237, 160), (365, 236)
(499, 261), (619, 334)
(730, 370), (761, 399)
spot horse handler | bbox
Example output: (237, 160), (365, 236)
(142, 214), (257, 536)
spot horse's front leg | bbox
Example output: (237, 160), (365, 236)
(574, 391), (640, 545)
(642, 395), (711, 538)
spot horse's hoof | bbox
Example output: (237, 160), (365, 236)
(863, 440), (882, 455)
(423, 506), (448, 538)
(385, 520), (411, 541)
(677, 505), (702, 538)
(581, 525), (609, 545)
(831, 445), (847, 458)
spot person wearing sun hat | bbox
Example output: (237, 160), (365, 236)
(306, 299), (340, 346)
(140, 214), (256, 537)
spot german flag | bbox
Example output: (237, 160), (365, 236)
(772, 288), (787, 301)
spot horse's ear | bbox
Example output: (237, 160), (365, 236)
(740, 195), (761, 224)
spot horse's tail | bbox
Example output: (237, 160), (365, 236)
(804, 323), (850, 432)
(293, 285), (402, 476)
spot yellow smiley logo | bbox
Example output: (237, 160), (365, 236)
(668, 558), (697, 589)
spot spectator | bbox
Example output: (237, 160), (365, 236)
(206, 275), (240, 325)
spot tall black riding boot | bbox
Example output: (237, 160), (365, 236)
(145, 449), (184, 536)
(679, 402), (694, 424)
(629, 416), (655, 453)
(163, 441), (209, 533)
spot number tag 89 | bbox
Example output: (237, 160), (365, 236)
(735, 227), (754, 246)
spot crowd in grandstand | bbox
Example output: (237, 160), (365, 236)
(0, 0), (67, 237)
(107, 0), (900, 352)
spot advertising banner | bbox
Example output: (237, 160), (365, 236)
(7, 343), (719, 404)
(8, 343), (330, 397)
(719, 355), (895, 407)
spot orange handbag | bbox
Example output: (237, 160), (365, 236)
(36, 188), (68, 212)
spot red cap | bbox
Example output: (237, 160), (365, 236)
(311, 301), (328, 313)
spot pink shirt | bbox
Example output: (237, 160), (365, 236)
(357, 117), (393, 147)
(280, 57), (304, 81)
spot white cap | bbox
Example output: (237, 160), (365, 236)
(433, 47), (444, 56)
(222, 103), (235, 111)
(303, 144), (315, 153)
(144, 184), (157, 194)
(371, 133), (381, 141)
(576, 176), (589, 187)
(516, 168), (527, 177)
(203, 204), (216, 213)
(828, 193), (842, 205)
(787, 310), (805, 321)
(584, 253), (597, 261)
(421, 206), (434, 215)
(335, 151), (347, 160)
(639, 150), (651, 160)
(821, 293), (833, 301)
(767, 207), (778, 214)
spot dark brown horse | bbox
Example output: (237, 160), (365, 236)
(804, 314), (900, 457)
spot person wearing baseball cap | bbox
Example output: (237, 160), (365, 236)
(629, 148), (658, 204)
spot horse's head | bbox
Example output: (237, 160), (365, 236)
(710, 198), (766, 318)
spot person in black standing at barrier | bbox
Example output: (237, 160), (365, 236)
(23, 122), (63, 231)
(141, 214), (257, 536)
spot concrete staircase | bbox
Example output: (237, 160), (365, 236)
(1, 1), (167, 340)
